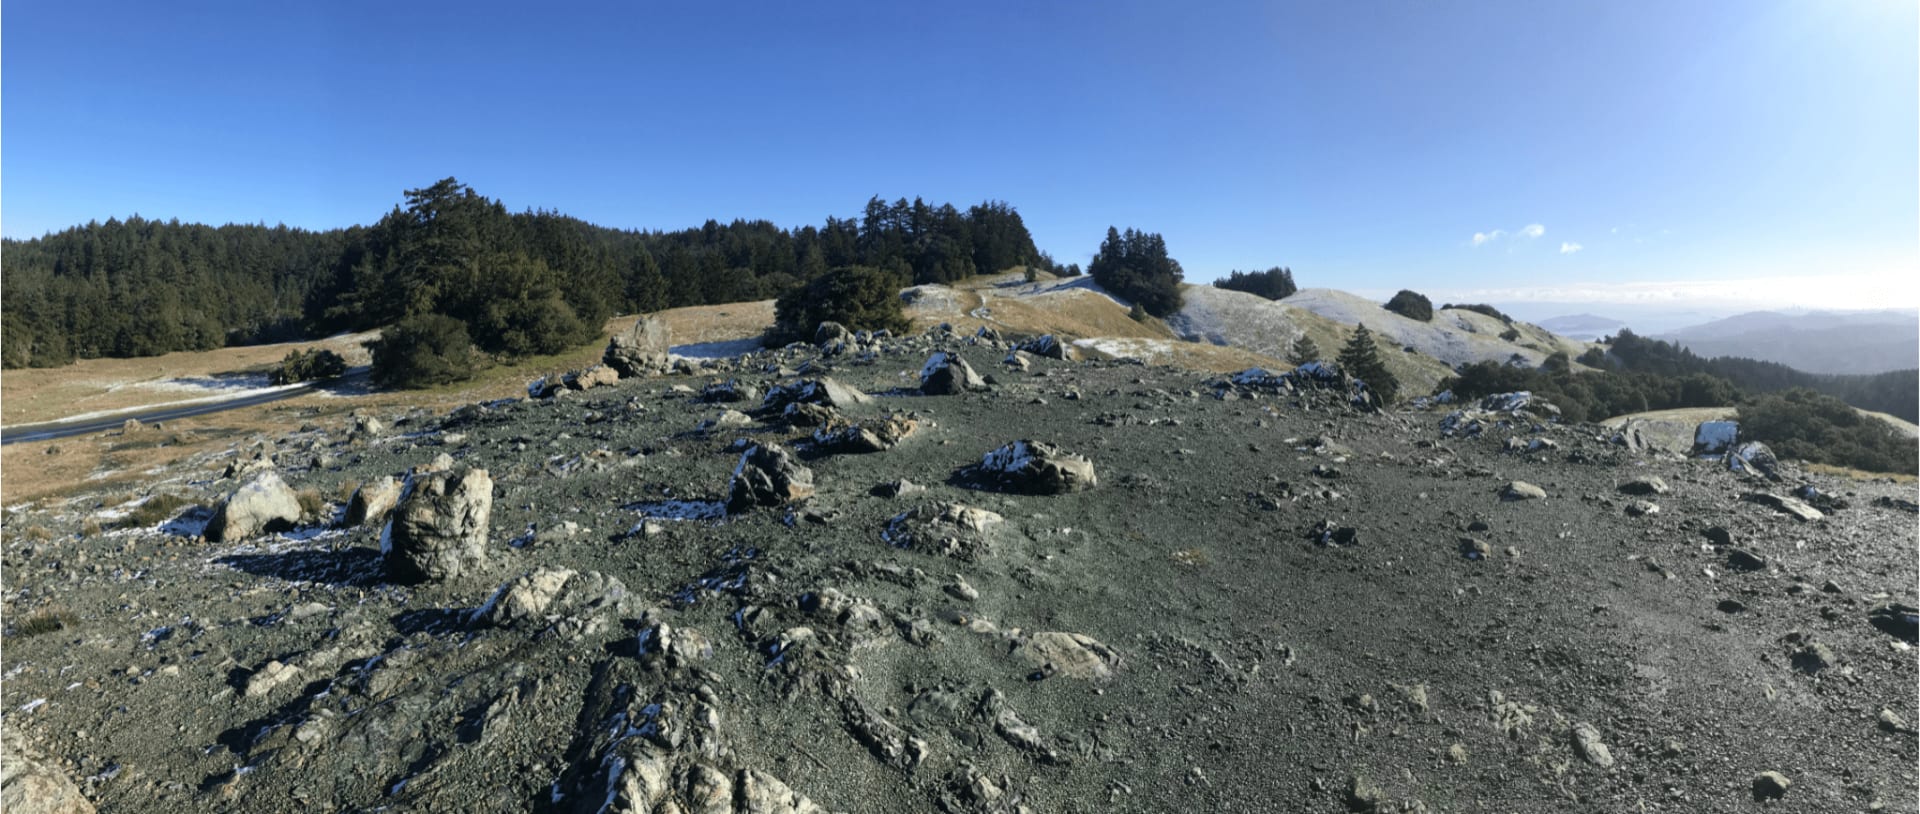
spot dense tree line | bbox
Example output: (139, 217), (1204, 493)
(1439, 303), (1513, 324)
(1439, 359), (1741, 424)
(1, 181), (1044, 369)
(1588, 329), (1917, 422)
(1212, 267), (1296, 300)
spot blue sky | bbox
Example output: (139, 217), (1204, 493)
(5, 0), (1915, 313)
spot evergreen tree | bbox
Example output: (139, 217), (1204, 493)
(1088, 227), (1184, 317)
(1288, 334), (1321, 366)
(1337, 324), (1399, 405)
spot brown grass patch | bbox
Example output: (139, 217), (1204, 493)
(12, 608), (80, 638)
(1804, 463), (1919, 484)
(121, 493), (196, 528)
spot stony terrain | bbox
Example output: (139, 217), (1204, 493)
(3, 323), (1917, 813)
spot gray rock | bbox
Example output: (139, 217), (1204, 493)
(1, 729), (96, 814)
(883, 502), (1005, 560)
(812, 414), (919, 454)
(871, 478), (926, 498)
(1724, 440), (1780, 480)
(761, 377), (872, 411)
(920, 351), (987, 395)
(727, 443), (816, 512)
(1345, 774), (1387, 812)
(1015, 631), (1120, 680)
(243, 659), (302, 699)
(471, 568), (630, 632)
(563, 364), (620, 391)
(1741, 492), (1824, 522)
(1751, 771), (1791, 800)
(604, 316), (672, 378)
(1693, 420), (1738, 456)
(1625, 500), (1660, 517)
(701, 378), (760, 403)
(975, 440), (1097, 494)
(1572, 722), (1615, 768)
(1726, 547), (1768, 571)
(382, 466), (494, 584)
(1791, 641), (1836, 674)
(1500, 481), (1546, 501)
(1618, 477), (1669, 496)
(1018, 334), (1071, 360)
(206, 471), (302, 542)
(344, 475), (403, 527)
(697, 409), (755, 434)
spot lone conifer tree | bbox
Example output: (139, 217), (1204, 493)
(1288, 334), (1321, 366)
(1337, 323), (1399, 405)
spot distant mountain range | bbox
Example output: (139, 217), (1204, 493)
(1535, 313), (1629, 341)
(1654, 310), (1918, 375)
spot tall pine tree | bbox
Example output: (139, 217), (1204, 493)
(1337, 323), (1399, 405)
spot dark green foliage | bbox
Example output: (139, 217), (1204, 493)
(1288, 335), (1322, 366)
(1439, 360), (1739, 424)
(1337, 324), (1400, 404)
(1577, 346), (1608, 367)
(1213, 267), (1297, 300)
(1089, 227), (1184, 318)
(1738, 389), (1916, 475)
(1383, 290), (1434, 322)
(1440, 303), (1513, 324)
(270, 348), (348, 385)
(368, 313), (486, 389)
(1498, 327), (1522, 342)
(3, 183), (1045, 370)
(1541, 351), (1572, 373)
(1128, 303), (1150, 322)
(1601, 329), (1917, 423)
(770, 266), (911, 343)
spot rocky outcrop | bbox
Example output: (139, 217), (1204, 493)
(973, 440), (1096, 494)
(812, 414), (919, 454)
(381, 466), (494, 583)
(1016, 334), (1071, 360)
(882, 502), (1004, 560)
(604, 316), (672, 377)
(762, 377), (872, 411)
(206, 471), (302, 542)
(1, 729), (95, 814)
(470, 567), (631, 635)
(563, 365), (620, 391)
(1014, 631), (1120, 680)
(727, 443), (816, 511)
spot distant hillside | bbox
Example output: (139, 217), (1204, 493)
(1656, 309), (1918, 375)
(1537, 313), (1628, 341)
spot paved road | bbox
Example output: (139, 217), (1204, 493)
(0, 373), (364, 446)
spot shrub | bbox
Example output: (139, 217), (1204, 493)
(1288, 335), (1322, 366)
(1440, 303), (1512, 324)
(1498, 327), (1522, 342)
(1383, 290), (1433, 322)
(295, 488), (327, 523)
(1089, 227), (1184, 318)
(1213, 267), (1297, 301)
(1738, 389), (1917, 475)
(771, 266), (912, 344)
(1128, 303), (1150, 322)
(368, 313), (486, 389)
(121, 494), (195, 528)
(270, 348), (348, 385)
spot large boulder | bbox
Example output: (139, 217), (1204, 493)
(563, 364), (620, 391)
(727, 443), (816, 512)
(470, 567), (632, 634)
(381, 466), (494, 583)
(1016, 334), (1071, 360)
(814, 321), (853, 347)
(920, 351), (987, 395)
(1, 729), (96, 814)
(344, 475), (403, 527)
(974, 440), (1097, 494)
(761, 377), (872, 411)
(881, 502), (1004, 560)
(1723, 441), (1780, 480)
(604, 316), (672, 378)
(206, 471), (302, 542)
(1693, 420), (1738, 456)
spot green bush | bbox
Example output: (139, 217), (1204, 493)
(270, 348), (348, 385)
(771, 266), (912, 344)
(368, 313), (486, 389)
(1440, 302), (1512, 324)
(1738, 389), (1917, 475)
(1383, 290), (1433, 322)
(1089, 227), (1184, 318)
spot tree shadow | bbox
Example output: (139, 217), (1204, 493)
(214, 546), (384, 587)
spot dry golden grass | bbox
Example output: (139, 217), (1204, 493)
(0, 332), (377, 427)
(1804, 462), (1919, 484)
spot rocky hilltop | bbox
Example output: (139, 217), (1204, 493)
(3, 323), (1916, 813)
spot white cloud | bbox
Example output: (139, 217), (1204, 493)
(1471, 229), (1505, 247)
(1519, 224), (1545, 239)
(1559, 242), (1583, 255)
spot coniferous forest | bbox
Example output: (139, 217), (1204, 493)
(0, 179), (1047, 369)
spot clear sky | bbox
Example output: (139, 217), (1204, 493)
(4, 0), (1916, 313)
